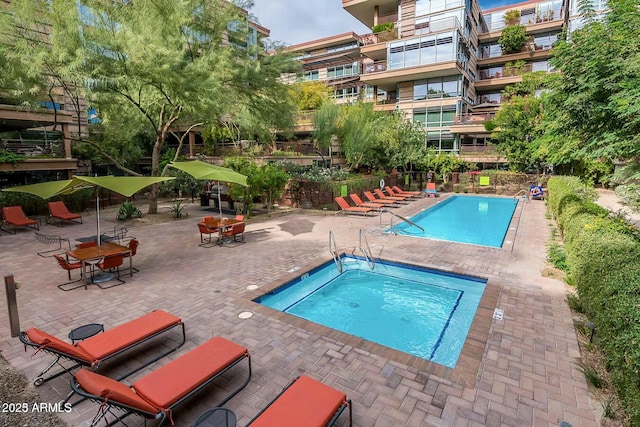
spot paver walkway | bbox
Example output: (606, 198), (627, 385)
(0, 194), (599, 426)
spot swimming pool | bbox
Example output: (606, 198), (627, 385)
(254, 256), (486, 368)
(391, 195), (518, 247)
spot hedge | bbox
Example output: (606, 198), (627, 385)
(547, 176), (640, 423)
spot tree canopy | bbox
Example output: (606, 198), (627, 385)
(2, 0), (299, 212)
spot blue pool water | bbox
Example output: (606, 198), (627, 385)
(255, 256), (486, 368)
(391, 195), (518, 247)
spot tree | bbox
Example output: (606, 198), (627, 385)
(312, 101), (339, 163)
(290, 81), (332, 111)
(543, 0), (640, 181)
(336, 102), (384, 171)
(2, 0), (299, 213)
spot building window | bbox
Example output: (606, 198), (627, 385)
(387, 31), (457, 70)
(304, 70), (319, 81)
(327, 62), (359, 79)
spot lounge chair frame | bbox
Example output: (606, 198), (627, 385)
(35, 232), (71, 257)
(246, 375), (353, 427)
(19, 310), (186, 388)
(70, 337), (252, 427)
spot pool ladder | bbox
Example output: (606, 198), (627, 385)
(381, 209), (425, 234)
(513, 189), (529, 202)
(329, 230), (375, 273)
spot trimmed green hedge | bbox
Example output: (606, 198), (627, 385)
(548, 176), (640, 423)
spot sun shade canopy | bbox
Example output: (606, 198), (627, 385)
(169, 160), (248, 186)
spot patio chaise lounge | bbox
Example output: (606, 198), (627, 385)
(0, 205), (39, 233)
(423, 182), (440, 197)
(391, 185), (422, 197)
(386, 186), (420, 199)
(530, 185), (545, 200)
(363, 191), (400, 206)
(19, 310), (186, 387)
(70, 336), (251, 427)
(374, 188), (410, 203)
(246, 375), (352, 427)
(334, 197), (376, 216)
(47, 201), (82, 227)
(349, 193), (389, 210)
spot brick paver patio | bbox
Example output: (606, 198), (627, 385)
(0, 194), (597, 426)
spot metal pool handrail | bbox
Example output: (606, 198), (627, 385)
(358, 229), (375, 270)
(381, 209), (425, 233)
(329, 230), (343, 273)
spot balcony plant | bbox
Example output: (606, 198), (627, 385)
(372, 22), (396, 42)
(503, 9), (521, 26)
(498, 25), (528, 54)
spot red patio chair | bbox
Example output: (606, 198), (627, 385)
(0, 206), (39, 233)
(19, 310), (186, 387)
(246, 375), (352, 427)
(70, 336), (251, 427)
(122, 239), (139, 273)
(334, 197), (375, 216)
(95, 253), (125, 288)
(197, 222), (218, 247)
(54, 254), (84, 291)
(220, 221), (246, 245)
(47, 201), (82, 227)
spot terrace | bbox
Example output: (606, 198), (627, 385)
(0, 193), (598, 426)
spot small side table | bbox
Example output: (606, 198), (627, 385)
(68, 323), (104, 343)
(191, 407), (237, 427)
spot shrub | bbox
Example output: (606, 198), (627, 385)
(498, 25), (528, 54)
(116, 201), (142, 221)
(372, 22), (394, 33)
(550, 176), (640, 423)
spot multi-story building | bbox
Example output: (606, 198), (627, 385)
(285, 0), (574, 166)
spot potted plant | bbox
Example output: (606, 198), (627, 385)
(372, 22), (396, 42)
(498, 25), (528, 54)
(503, 9), (521, 26)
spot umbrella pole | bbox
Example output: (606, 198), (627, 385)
(96, 188), (101, 246)
(217, 180), (222, 218)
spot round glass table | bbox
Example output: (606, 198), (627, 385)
(191, 407), (236, 427)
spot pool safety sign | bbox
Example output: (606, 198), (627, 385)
(493, 308), (504, 320)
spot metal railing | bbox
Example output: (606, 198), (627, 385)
(329, 230), (342, 273)
(358, 229), (375, 270)
(381, 209), (424, 234)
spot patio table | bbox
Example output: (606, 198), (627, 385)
(66, 242), (132, 288)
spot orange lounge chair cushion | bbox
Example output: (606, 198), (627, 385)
(133, 336), (248, 408)
(78, 310), (181, 360)
(48, 201), (81, 220)
(250, 376), (346, 427)
(2, 206), (37, 226)
(75, 369), (159, 414)
(25, 328), (94, 363)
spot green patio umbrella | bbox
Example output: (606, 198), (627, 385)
(3, 176), (174, 245)
(169, 160), (248, 217)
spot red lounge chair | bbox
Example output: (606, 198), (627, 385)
(0, 206), (39, 233)
(424, 182), (440, 197)
(334, 197), (375, 216)
(374, 188), (409, 203)
(47, 201), (82, 227)
(19, 310), (186, 387)
(385, 186), (418, 200)
(363, 191), (399, 206)
(392, 185), (422, 196)
(70, 336), (251, 427)
(349, 193), (388, 210)
(246, 375), (352, 427)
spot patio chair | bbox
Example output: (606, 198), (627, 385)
(386, 186), (419, 199)
(0, 206), (39, 233)
(70, 336), (251, 427)
(235, 214), (245, 222)
(392, 185), (422, 196)
(363, 191), (400, 206)
(95, 253), (125, 289)
(202, 215), (214, 222)
(423, 182), (440, 197)
(246, 375), (352, 427)
(35, 232), (71, 257)
(121, 239), (139, 273)
(19, 310), (186, 387)
(349, 193), (387, 210)
(373, 188), (409, 203)
(103, 224), (131, 245)
(47, 201), (82, 227)
(54, 254), (84, 291)
(334, 197), (376, 216)
(220, 222), (246, 246)
(197, 222), (218, 247)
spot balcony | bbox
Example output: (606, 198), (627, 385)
(449, 113), (495, 135)
(342, 0), (398, 28)
(361, 59), (462, 92)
